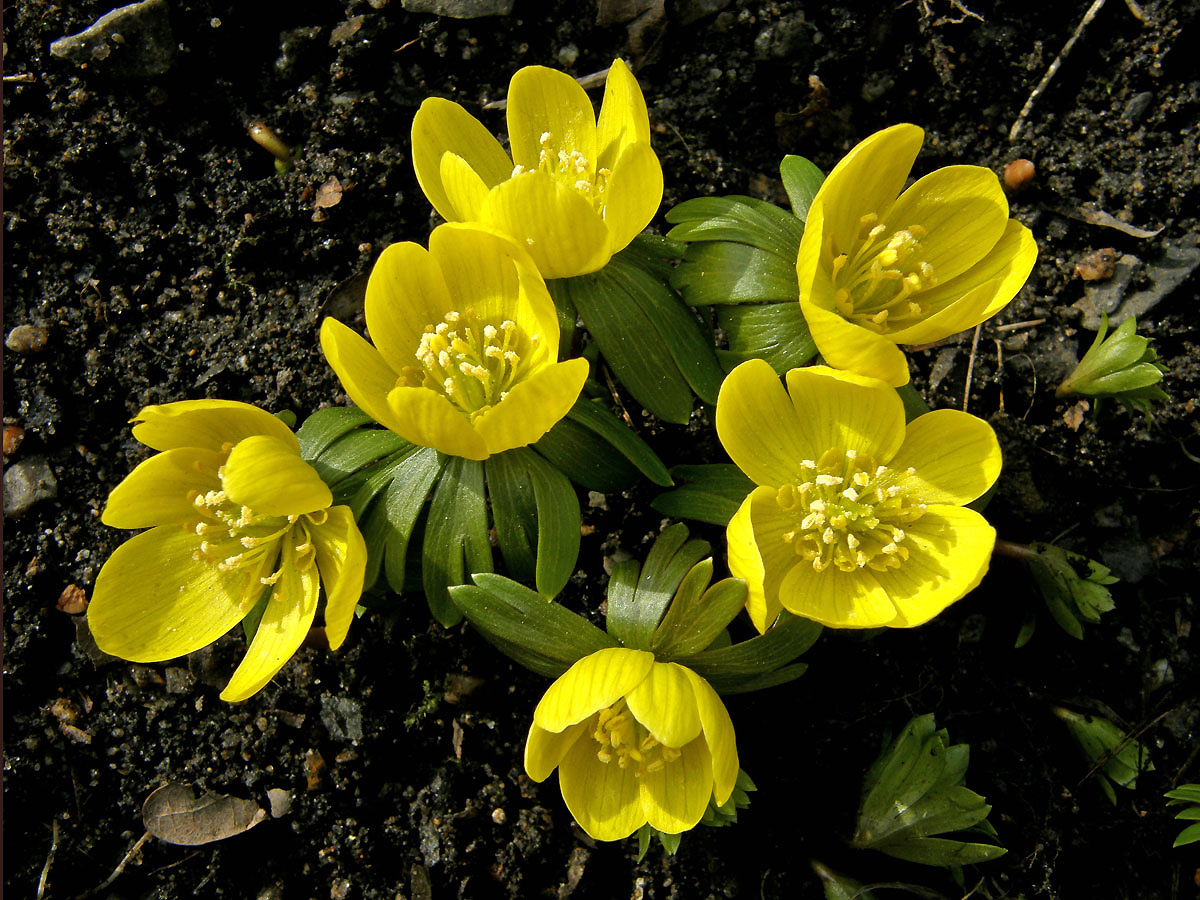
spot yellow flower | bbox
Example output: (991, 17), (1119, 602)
(525, 647), (738, 841)
(717, 360), (1001, 632)
(90, 400), (367, 702)
(797, 124), (1038, 386)
(411, 59), (663, 279)
(321, 224), (588, 461)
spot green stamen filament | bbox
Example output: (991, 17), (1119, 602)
(777, 448), (926, 573)
(406, 309), (539, 419)
(828, 214), (937, 333)
(592, 700), (683, 776)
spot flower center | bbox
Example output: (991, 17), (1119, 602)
(510, 131), (612, 212)
(776, 448), (927, 573)
(402, 309), (539, 420)
(828, 213), (938, 333)
(186, 450), (323, 602)
(592, 700), (682, 777)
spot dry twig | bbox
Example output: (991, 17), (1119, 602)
(963, 323), (983, 412)
(36, 819), (59, 900)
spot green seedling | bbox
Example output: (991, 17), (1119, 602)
(852, 713), (1006, 867)
(995, 540), (1118, 644)
(1164, 784), (1200, 848)
(1053, 707), (1153, 804)
(249, 121), (295, 173)
(1056, 315), (1167, 419)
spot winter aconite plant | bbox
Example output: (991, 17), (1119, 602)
(91, 401), (366, 702)
(717, 360), (1001, 632)
(796, 124), (1038, 386)
(411, 58), (661, 279)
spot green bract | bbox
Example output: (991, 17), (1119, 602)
(852, 713), (1007, 867)
(1056, 315), (1168, 417)
(1054, 707), (1154, 805)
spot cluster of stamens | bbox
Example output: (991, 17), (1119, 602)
(186, 448), (321, 602)
(828, 213), (938, 333)
(404, 309), (537, 419)
(777, 448), (927, 573)
(592, 700), (682, 777)
(509, 131), (612, 211)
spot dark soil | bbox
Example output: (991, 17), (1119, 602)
(4, 1), (1199, 898)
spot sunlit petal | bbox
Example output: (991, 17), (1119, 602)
(683, 668), (738, 804)
(889, 410), (1002, 505)
(716, 359), (819, 486)
(559, 726), (645, 840)
(131, 399), (298, 454)
(222, 435), (332, 517)
(411, 97), (513, 222)
(639, 737), (712, 834)
(784, 366), (906, 463)
(596, 58), (651, 171)
(473, 358), (588, 457)
(311, 505), (368, 650)
(533, 647), (653, 733)
(386, 385), (489, 460)
(507, 65), (598, 171)
(624, 662), (702, 748)
(102, 447), (223, 529)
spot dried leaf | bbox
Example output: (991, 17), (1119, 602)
(314, 176), (343, 209)
(142, 783), (266, 845)
(1063, 400), (1089, 431)
(1078, 206), (1163, 239)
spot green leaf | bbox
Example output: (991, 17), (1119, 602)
(715, 301), (817, 374)
(895, 383), (932, 422)
(877, 836), (1007, 866)
(380, 448), (443, 593)
(665, 195), (806, 258)
(532, 416), (639, 492)
(1166, 785), (1200, 804)
(1173, 822), (1200, 848)
(558, 397), (673, 487)
(340, 445), (423, 517)
(861, 714), (937, 801)
(858, 731), (950, 845)
(422, 457), (492, 626)
(1056, 315), (1168, 409)
(620, 525), (710, 649)
(295, 406), (374, 461)
(1053, 706), (1154, 792)
(450, 574), (617, 677)
(672, 241), (799, 306)
(487, 448), (582, 598)
(604, 558), (642, 648)
(652, 574), (748, 659)
(651, 464), (754, 527)
(309, 426), (412, 489)
(779, 155), (825, 221)
(674, 612), (823, 693)
(240, 584), (271, 642)
(811, 861), (878, 900)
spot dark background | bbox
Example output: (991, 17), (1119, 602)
(4, 1), (1198, 897)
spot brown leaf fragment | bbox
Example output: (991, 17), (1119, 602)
(142, 783), (266, 846)
(452, 718), (465, 760)
(1064, 400), (1090, 431)
(305, 748), (326, 790)
(56, 583), (89, 614)
(1075, 248), (1118, 281)
(314, 176), (343, 209)
(1078, 205), (1163, 238)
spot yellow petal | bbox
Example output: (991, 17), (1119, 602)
(101, 447), (223, 529)
(624, 661), (702, 748)
(222, 435), (332, 517)
(559, 722), (645, 840)
(525, 720), (589, 782)
(639, 736), (712, 834)
(480, 171), (611, 279)
(797, 201), (911, 386)
(682, 668), (738, 804)
(784, 366), (906, 463)
(533, 647), (654, 733)
(320, 317), (411, 437)
(725, 490), (777, 634)
(473, 357), (589, 456)
(386, 385), (488, 460)
(220, 532), (321, 701)
(746, 485), (811, 621)
(716, 359), (818, 487)
(596, 58), (651, 171)
(427, 223), (530, 328)
(311, 505), (367, 650)
(871, 505), (996, 627)
(131, 399), (299, 454)
(89, 526), (265, 661)
(778, 563), (898, 629)
(439, 150), (492, 221)
(888, 410), (1001, 505)
(411, 97), (513, 222)
(507, 65), (598, 172)
(364, 241), (453, 375)
(886, 165), (1009, 285)
(602, 141), (663, 253)
(887, 219), (1038, 343)
(815, 123), (924, 254)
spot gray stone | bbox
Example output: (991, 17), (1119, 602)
(267, 787), (292, 818)
(319, 695), (364, 742)
(49, 0), (174, 77)
(4, 456), (58, 516)
(676, 0), (732, 26)
(399, 0), (513, 18)
(1113, 243), (1200, 323)
(1074, 254), (1139, 329)
(1122, 91), (1154, 123)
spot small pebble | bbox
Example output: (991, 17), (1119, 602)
(1075, 248), (1118, 281)
(6, 324), (48, 353)
(267, 787), (293, 818)
(1002, 158), (1035, 192)
(56, 584), (89, 614)
(556, 43), (578, 67)
(491, 807), (507, 824)
(4, 424), (25, 456)
(3, 456), (58, 516)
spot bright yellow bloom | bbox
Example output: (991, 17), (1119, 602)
(797, 124), (1038, 386)
(90, 400), (367, 702)
(411, 59), (663, 279)
(321, 224), (588, 461)
(525, 647), (738, 841)
(718, 360), (1001, 632)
